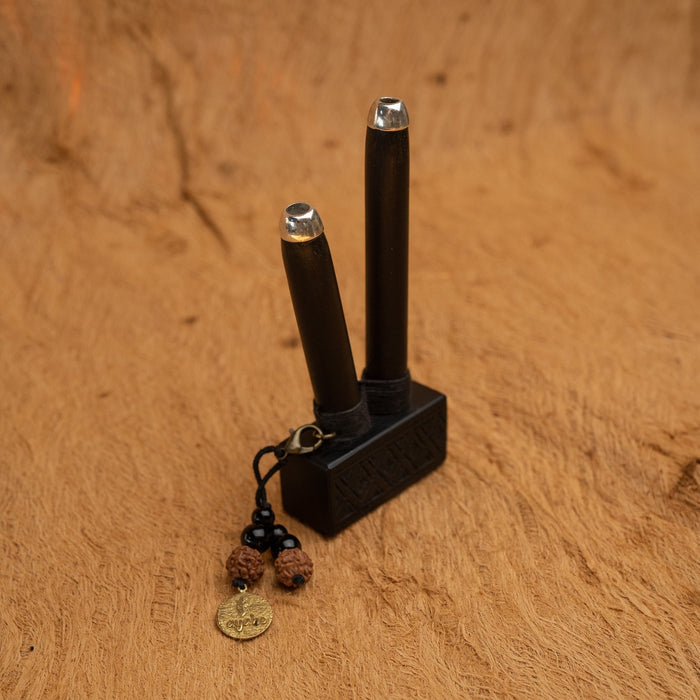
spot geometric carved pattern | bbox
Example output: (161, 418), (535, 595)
(331, 396), (446, 530)
(281, 383), (447, 535)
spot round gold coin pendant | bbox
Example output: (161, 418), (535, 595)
(217, 588), (273, 640)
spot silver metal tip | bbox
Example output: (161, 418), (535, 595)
(280, 202), (324, 242)
(367, 97), (409, 131)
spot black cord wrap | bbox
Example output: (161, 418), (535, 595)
(313, 393), (370, 438)
(360, 370), (411, 415)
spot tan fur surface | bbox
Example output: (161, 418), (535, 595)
(1, 1), (699, 697)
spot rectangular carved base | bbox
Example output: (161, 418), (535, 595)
(280, 381), (447, 536)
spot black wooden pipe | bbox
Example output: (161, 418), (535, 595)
(364, 97), (410, 382)
(280, 202), (361, 414)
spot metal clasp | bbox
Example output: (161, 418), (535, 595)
(283, 424), (335, 457)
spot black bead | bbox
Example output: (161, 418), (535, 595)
(271, 533), (301, 558)
(292, 574), (306, 586)
(241, 524), (270, 551)
(270, 523), (287, 539)
(252, 505), (275, 526)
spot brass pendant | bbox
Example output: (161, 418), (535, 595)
(217, 587), (273, 640)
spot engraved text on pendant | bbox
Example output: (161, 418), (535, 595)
(217, 591), (273, 640)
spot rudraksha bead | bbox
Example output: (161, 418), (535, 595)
(274, 548), (313, 588)
(225, 545), (264, 584)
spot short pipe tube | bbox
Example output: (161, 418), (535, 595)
(280, 203), (364, 420)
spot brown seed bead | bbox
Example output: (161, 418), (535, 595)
(274, 548), (313, 588)
(225, 545), (264, 584)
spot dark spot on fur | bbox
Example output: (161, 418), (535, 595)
(670, 459), (700, 510)
(217, 160), (236, 177)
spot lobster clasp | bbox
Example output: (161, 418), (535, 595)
(283, 424), (335, 457)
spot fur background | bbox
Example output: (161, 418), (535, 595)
(1, 1), (698, 696)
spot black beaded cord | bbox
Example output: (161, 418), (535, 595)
(231, 439), (308, 588)
(270, 533), (301, 558)
(252, 443), (287, 509)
